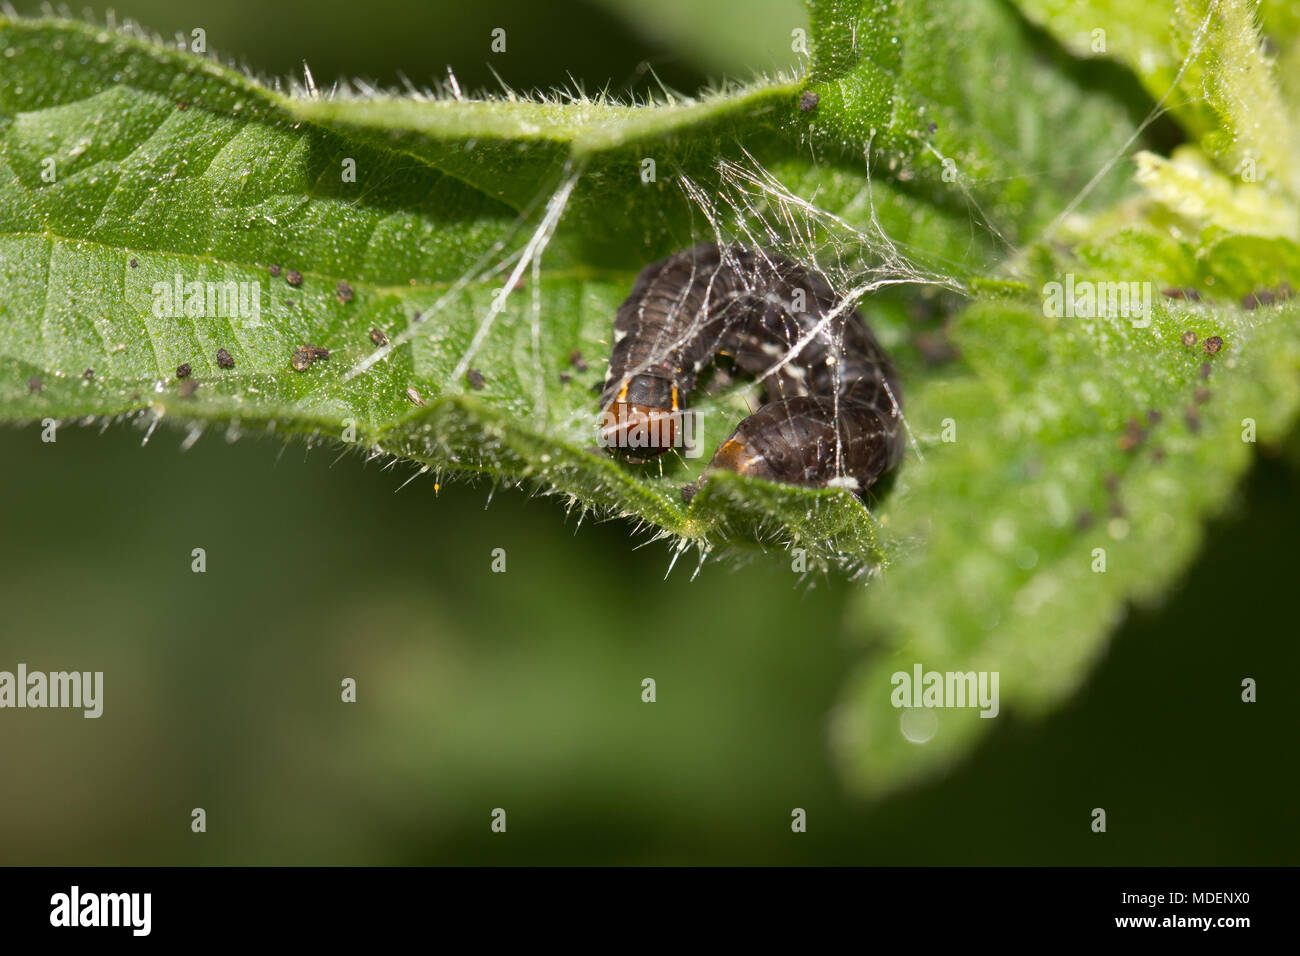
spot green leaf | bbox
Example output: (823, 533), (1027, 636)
(1018, 0), (1300, 195)
(830, 0), (1300, 794)
(0, 3), (1134, 571)
(3, 0), (1299, 802)
(835, 285), (1300, 793)
(802, 0), (1140, 239)
(0, 16), (861, 564)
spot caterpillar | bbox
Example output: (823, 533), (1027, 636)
(597, 243), (904, 499)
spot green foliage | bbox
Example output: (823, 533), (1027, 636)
(0, 0), (1297, 796)
(831, 0), (1300, 793)
(802, 0), (1138, 238)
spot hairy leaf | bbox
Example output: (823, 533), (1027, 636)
(831, 0), (1300, 794)
(1, 1), (1297, 799)
(0, 4), (1135, 571)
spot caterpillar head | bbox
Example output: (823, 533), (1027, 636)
(598, 372), (682, 463)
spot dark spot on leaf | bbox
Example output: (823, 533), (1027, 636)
(568, 349), (588, 372)
(1242, 289), (1275, 309)
(269, 264), (281, 278)
(559, 372), (572, 385)
(129, 258), (138, 268)
(589, 379), (604, 395)
(1203, 335), (1224, 355)
(291, 347), (313, 372)
(1103, 472), (1119, 493)
(178, 379), (199, 398)
(336, 280), (354, 303)
(1194, 386), (1211, 404)
(1184, 406), (1201, 433)
(799, 90), (820, 113)
(1074, 510), (1093, 530)
(928, 122), (938, 134)
(1200, 362), (1212, 379)
(27, 375), (41, 393)
(216, 348), (235, 368)
(681, 481), (700, 503)
(1180, 330), (1198, 347)
(369, 327), (389, 347)
(1164, 287), (1200, 301)
(285, 270), (303, 287)
(1146, 409), (1161, 424)
(467, 368), (486, 390)
(82, 368), (93, 381)
(309, 345), (330, 361)
(176, 363), (192, 379)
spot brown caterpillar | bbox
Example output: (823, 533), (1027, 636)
(597, 243), (904, 499)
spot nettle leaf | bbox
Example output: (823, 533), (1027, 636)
(831, 0), (1300, 794)
(1, 0), (1296, 798)
(1017, 0), (1300, 187)
(0, 3), (1132, 571)
(0, 16), (849, 564)
(802, 0), (1140, 236)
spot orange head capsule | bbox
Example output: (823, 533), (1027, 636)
(599, 373), (681, 462)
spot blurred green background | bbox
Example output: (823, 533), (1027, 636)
(1, 0), (1296, 865)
